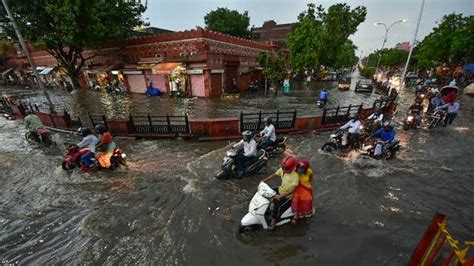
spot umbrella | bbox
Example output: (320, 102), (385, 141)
(440, 86), (459, 96)
(462, 63), (474, 73)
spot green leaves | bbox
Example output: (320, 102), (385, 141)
(365, 48), (408, 68)
(287, 3), (366, 74)
(414, 13), (473, 68)
(204, 7), (250, 38)
(259, 51), (288, 87)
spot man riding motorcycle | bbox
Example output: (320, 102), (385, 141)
(339, 114), (361, 149)
(366, 121), (396, 160)
(24, 110), (47, 143)
(365, 108), (384, 133)
(94, 124), (116, 168)
(261, 156), (299, 230)
(258, 117), (276, 150)
(407, 98), (424, 125)
(233, 130), (258, 178)
(76, 127), (99, 170)
(319, 88), (328, 105)
(428, 92), (444, 114)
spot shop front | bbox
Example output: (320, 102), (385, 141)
(123, 70), (147, 93)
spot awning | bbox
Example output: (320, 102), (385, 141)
(154, 62), (182, 74)
(39, 67), (54, 75)
(1, 68), (15, 77)
(137, 63), (157, 70)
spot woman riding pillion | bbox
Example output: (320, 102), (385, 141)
(291, 160), (314, 224)
(261, 156), (299, 230)
(94, 124), (116, 168)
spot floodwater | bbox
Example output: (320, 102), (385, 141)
(15, 73), (378, 121)
(1, 85), (474, 265)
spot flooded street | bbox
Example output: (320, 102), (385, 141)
(1, 88), (474, 265)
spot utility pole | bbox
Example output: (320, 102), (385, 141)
(2, 0), (56, 113)
(264, 51), (269, 96)
(374, 19), (406, 72)
(400, 0), (426, 93)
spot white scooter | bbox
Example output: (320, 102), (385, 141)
(239, 182), (314, 232)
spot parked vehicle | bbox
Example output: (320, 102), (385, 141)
(337, 78), (351, 90)
(355, 79), (374, 93)
(239, 182), (314, 232)
(215, 147), (267, 180)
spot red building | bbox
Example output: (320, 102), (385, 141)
(396, 42), (411, 52)
(251, 20), (295, 48)
(8, 28), (271, 97)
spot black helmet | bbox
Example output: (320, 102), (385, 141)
(78, 127), (93, 137)
(264, 116), (273, 125)
(94, 124), (107, 134)
(242, 130), (253, 142)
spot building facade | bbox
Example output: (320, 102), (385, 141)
(251, 20), (295, 48)
(6, 28), (271, 97)
(395, 42), (411, 52)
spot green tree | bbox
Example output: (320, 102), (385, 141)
(1, 0), (146, 89)
(204, 8), (250, 38)
(414, 13), (473, 68)
(287, 3), (366, 74)
(258, 51), (288, 89)
(333, 40), (358, 69)
(365, 48), (408, 68)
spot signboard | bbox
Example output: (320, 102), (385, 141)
(187, 69), (204, 75)
(211, 69), (224, 74)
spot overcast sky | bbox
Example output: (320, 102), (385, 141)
(144, 0), (474, 55)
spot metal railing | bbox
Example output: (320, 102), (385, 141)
(321, 104), (363, 125)
(88, 113), (107, 128)
(129, 114), (189, 134)
(240, 110), (297, 132)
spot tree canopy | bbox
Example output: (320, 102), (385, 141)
(204, 7), (251, 38)
(287, 3), (366, 74)
(1, 0), (146, 88)
(364, 48), (408, 68)
(414, 13), (474, 68)
(258, 51), (288, 89)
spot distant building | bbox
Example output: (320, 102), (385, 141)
(395, 42), (411, 52)
(131, 27), (174, 36)
(251, 20), (295, 48)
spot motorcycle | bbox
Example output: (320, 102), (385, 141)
(25, 128), (53, 147)
(428, 109), (446, 129)
(257, 137), (287, 158)
(239, 182), (315, 232)
(321, 128), (365, 152)
(215, 147), (267, 180)
(361, 139), (400, 160)
(62, 144), (127, 171)
(403, 113), (420, 131)
(317, 99), (327, 108)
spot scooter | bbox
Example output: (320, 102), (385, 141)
(403, 112), (420, 131)
(25, 128), (53, 147)
(257, 137), (287, 158)
(62, 144), (127, 171)
(239, 182), (314, 232)
(215, 148), (267, 180)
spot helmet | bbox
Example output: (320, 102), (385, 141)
(297, 160), (310, 174)
(281, 156), (297, 173)
(94, 124), (107, 134)
(264, 116), (273, 125)
(383, 121), (394, 130)
(78, 127), (92, 137)
(242, 130), (253, 142)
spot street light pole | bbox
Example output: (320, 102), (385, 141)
(400, 0), (426, 92)
(374, 19), (406, 72)
(2, 0), (56, 113)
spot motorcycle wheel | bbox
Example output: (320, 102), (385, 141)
(321, 142), (336, 152)
(403, 123), (410, 131)
(42, 132), (53, 147)
(386, 150), (396, 160)
(216, 170), (228, 180)
(62, 161), (73, 170)
(428, 118), (438, 129)
(24, 132), (34, 143)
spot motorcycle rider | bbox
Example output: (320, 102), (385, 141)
(339, 113), (361, 148)
(261, 156), (299, 230)
(407, 98), (424, 125)
(428, 92), (444, 113)
(367, 108), (384, 124)
(76, 127), (99, 170)
(94, 124), (116, 168)
(258, 117), (276, 150)
(319, 88), (328, 105)
(366, 121), (396, 160)
(436, 99), (460, 126)
(233, 130), (257, 178)
(23, 110), (46, 143)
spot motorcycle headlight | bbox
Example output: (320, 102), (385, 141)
(330, 134), (336, 138)
(420, 94), (425, 98)
(227, 150), (237, 157)
(121, 153), (127, 159)
(407, 116), (414, 122)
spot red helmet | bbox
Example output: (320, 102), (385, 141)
(281, 156), (297, 173)
(297, 160), (310, 171)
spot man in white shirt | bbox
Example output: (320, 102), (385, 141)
(367, 108), (384, 123)
(339, 114), (361, 148)
(258, 117), (277, 149)
(437, 100), (460, 126)
(234, 130), (257, 178)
